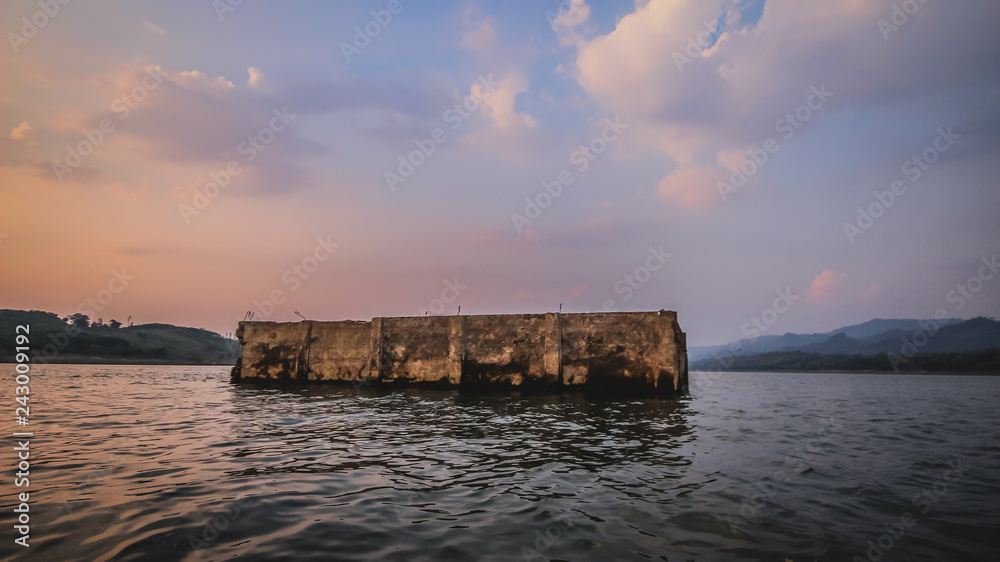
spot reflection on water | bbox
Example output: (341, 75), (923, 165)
(1, 365), (998, 561)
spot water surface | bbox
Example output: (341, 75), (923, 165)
(2, 366), (998, 561)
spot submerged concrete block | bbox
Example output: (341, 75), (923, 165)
(231, 311), (688, 396)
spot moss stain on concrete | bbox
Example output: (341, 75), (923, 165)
(232, 311), (688, 396)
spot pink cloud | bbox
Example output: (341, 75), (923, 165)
(9, 122), (36, 146)
(859, 283), (883, 300)
(806, 269), (846, 300)
(657, 165), (723, 208)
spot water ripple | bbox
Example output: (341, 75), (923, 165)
(1, 366), (997, 561)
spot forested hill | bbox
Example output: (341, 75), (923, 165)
(0, 309), (238, 365)
(690, 317), (1000, 374)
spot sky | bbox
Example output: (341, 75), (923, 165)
(1, 0), (998, 346)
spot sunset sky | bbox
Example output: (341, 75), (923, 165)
(2, 0), (998, 346)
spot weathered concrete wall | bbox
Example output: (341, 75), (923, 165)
(380, 316), (459, 386)
(237, 321), (311, 381)
(232, 311), (688, 396)
(307, 321), (369, 382)
(461, 313), (557, 389)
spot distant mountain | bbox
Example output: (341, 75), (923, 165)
(0, 309), (238, 365)
(688, 333), (827, 362)
(920, 317), (1000, 352)
(693, 349), (1000, 374)
(689, 317), (966, 363)
(690, 317), (1000, 373)
(828, 318), (963, 340)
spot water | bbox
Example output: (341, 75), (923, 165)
(2, 365), (998, 561)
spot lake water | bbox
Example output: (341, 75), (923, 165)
(2, 365), (998, 561)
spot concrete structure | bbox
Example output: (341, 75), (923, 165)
(231, 311), (687, 396)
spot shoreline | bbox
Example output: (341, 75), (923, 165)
(0, 358), (235, 366)
(691, 369), (1000, 376)
(2, 362), (996, 376)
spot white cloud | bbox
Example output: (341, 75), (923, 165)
(146, 21), (165, 36)
(458, 73), (539, 161)
(478, 73), (536, 131)
(247, 67), (269, 90)
(171, 70), (236, 94)
(571, 0), (999, 209)
(460, 4), (498, 53)
(551, 0), (591, 46)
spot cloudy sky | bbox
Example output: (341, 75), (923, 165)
(2, 0), (998, 346)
